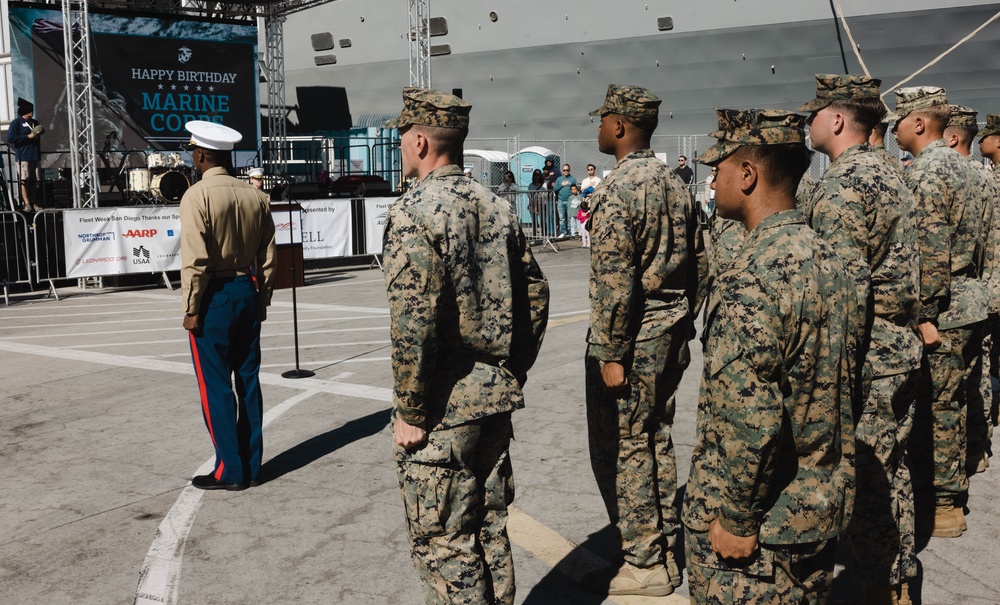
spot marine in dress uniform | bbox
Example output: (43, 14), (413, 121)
(584, 84), (701, 597)
(890, 87), (987, 537)
(180, 121), (276, 491)
(382, 88), (550, 605)
(799, 74), (921, 604)
(684, 109), (858, 604)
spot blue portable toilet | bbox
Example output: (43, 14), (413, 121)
(509, 146), (559, 228)
(511, 146), (557, 189)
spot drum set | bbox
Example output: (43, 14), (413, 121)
(125, 152), (193, 203)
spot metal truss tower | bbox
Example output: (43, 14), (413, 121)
(61, 0), (99, 209)
(265, 9), (288, 174)
(408, 0), (430, 88)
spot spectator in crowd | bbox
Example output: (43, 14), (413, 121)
(7, 97), (43, 213)
(578, 200), (591, 248)
(528, 168), (547, 236)
(581, 163), (602, 195)
(497, 170), (519, 212)
(543, 166), (557, 191)
(673, 154), (694, 185)
(568, 183), (583, 236)
(552, 164), (578, 236)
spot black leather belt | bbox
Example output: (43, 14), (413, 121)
(210, 269), (250, 278)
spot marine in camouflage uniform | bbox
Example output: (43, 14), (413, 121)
(382, 88), (550, 605)
(798, 75), (922, 598)
(890, 87), (987, 537)
(977, 113), (1000, 473)
(948, 107), (1000, 476)
(684, 108), (858, 605)
(584, 84), (701, 597)
(870, 117), (907, 178)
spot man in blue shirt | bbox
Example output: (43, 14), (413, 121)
(7, 98), (43, 212)
(552, 163), (578, 237)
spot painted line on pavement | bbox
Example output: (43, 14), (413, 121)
(2, 337), (665, 603)
(507, 506), (688, 605)
(0, 340), (393, 402)
(4, 324), (389, 342)
(133, 388), (325, 605)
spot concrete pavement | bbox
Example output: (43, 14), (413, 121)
(0, 244), (997, 605)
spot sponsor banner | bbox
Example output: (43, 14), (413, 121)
(299, 200), (353, 259)
(364, 197), (396, 255)
(63, 207), (182, 278)
(271, 207), (302, 246)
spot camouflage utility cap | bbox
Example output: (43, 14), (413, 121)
(886, 86), (947, 122)
(383, 86), (472, 129)
(695, 108), (807, 165)
(799, 73), (882, 112)
(589, 84), (661, 118)
(980, 114), (1000, 139)
(948, 105), (978, 129)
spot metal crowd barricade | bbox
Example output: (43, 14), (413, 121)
(495, 188), (560, 253)
(0, 210), (34, 306)
(31, 208), (68, 300)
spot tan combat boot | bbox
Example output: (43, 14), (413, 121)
(665, 551), (683, 589)
(860, 584), (896, 604)
(921, 504), (964, 538)
(897, 582), (913, 605)
(607, 561), (673, 596)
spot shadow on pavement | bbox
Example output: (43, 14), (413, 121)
(256, 408), (391, 484)
(521, 525), (619, 605)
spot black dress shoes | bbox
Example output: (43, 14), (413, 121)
(191, 473), (248, 491)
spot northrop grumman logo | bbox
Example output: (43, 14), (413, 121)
(133, 245), (151, 265)
(178, 46), (192, 64)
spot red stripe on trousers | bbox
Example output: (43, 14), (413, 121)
(189, 330), (224, 480)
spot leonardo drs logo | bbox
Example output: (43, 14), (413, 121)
(133, 246), (151, 266)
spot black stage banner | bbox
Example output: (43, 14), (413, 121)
(8, 3), (259, 152)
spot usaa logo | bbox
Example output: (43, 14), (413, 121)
(133, 245), (151, 265)
(123, 229), (157, 238)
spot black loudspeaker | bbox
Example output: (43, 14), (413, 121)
(359, 181), (392, 196)
(294, 87), (353, 132)
(452, 88), (463, 98)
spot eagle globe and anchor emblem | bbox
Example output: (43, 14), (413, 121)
(178, 46), (193, 63)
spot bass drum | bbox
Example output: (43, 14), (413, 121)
(127, 168), (150, 192)
(151, 170), (190, 202)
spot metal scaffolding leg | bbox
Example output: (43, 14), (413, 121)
(62, 0), (102, 290)
(408, 0), (430, 88)
(62, 0), (99, 210)
(265, 12), (288, 175)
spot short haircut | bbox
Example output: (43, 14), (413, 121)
(730, 143), (814, 195)
(911, 105), (951, 130)
(945, 123), (979, 146)
(199, 147), (227, 165)
(828, 97), (887, 136)
(872, 121), (888, 139)
(622, 114), (659, 137)
(562, 164), (571, 170)
(411, 124), (468, 162)
(587, 163), (596, 170)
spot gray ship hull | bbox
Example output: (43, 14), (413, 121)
(283, 1), (1000, 137)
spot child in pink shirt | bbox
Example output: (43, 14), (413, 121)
(577, 201), (591, 248)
